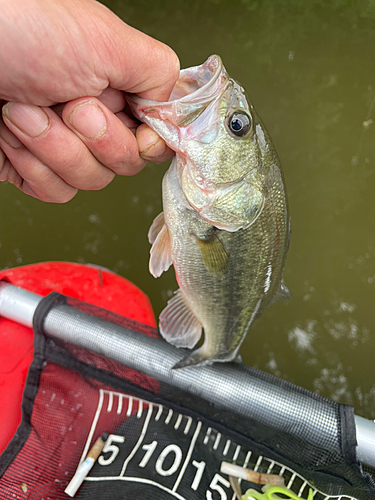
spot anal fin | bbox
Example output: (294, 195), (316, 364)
(159, 289), (202, 349)
(172, 345), (240, 369)
(172, 348), (213, 369)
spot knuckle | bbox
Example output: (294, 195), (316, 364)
(159, 44), (180, 86)
(46, 191), (78, 203)
(11, 172), (23, 189)
(0, 155), (22, 186)
(109, 147), (146, 176)
(58, 145), (87, 171)
(165, 45), (180, 79)
(86, 169), (115, 191)
(37, 183), (78, 203)
(52, 148), (98, 189)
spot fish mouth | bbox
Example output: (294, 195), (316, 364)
(169, 55), (228, 109)
(126, 55), (229, 134)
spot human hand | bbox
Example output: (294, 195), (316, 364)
(0, 0), (179, 202)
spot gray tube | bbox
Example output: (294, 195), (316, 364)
(0, 281), (41, 327)
(355, 415), (375, 466)
(0, 283), (374, 467)
(44, 302), (340, 444)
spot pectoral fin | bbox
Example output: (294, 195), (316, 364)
(149, 222), (172, 278)
(159, 289), (202, 348)
(148, 212), (165, 244)
(193, 232), (228, 274)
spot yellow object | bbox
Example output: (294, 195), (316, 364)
(242, 484), (314, 500)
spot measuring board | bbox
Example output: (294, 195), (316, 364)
(75, 389), (354, 500)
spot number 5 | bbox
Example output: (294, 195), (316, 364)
(206, 473), (231, 500)
(98, 434), (125, 466)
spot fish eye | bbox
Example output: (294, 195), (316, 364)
(227, 112), (252, 137)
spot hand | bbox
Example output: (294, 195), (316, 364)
(0, 0), (179, 202)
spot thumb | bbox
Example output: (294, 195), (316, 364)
(82, 2), (180, 101)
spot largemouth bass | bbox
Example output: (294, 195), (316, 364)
(128, 55), (290, 369)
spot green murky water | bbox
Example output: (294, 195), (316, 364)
(1, 0), (374, 418)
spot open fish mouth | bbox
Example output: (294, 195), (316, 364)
(166, 54), (229, 126)
(169, 55), (225, 101)
(126, 55), (229, 147)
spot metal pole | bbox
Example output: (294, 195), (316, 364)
(0, 282), (374, 468)
(0, 281), (41, 327)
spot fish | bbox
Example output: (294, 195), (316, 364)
(127, 55), (290, 369)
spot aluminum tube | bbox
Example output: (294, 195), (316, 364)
(44, 303), (343, 454)
(0, 282), (42, 327)
(355, 415), (375, 466)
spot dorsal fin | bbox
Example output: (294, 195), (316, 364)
(149, 223), (172, 278)
(192, 232), (228, 274)
(148, 212), (165, 244)
(159, 289), (202, 348)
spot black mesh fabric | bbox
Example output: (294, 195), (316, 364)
(0, 293), (374, 500)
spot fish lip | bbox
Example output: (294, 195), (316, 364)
(126, 55), (228, 113)
(170, 54), (226, 103)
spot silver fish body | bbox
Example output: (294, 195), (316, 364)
(128, 55), (290, 369)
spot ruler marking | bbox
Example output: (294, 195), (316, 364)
(253, 455), (263, 472)
(243, 450), (252, 469)
(213, 432), (221, 450)
(287, 472), (296, 489)
(183, 416), (192, 435)
(120, 403), (153, 476)
(85, 476), (186, 499)
(107, 392), (113, 412)
(79, 389), (104, 465)
(172, 421), (202, 492)
(117, 395), (123, 415)
(298, 481), (309, 496)
(137, 400), (143, 418)
(155, 404), (163, 421)
(174, 414), (183, 430)
(126, 397), (133, 417)
(165, 408), (173, 424)
(232, 445), (241, 461)
(203, 427), (212, 445)
(223, 439), (231, 456)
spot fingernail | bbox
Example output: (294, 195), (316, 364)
(140, 138), (166, 160)
(3, 102), (50, 138)
(68, 100), (107, 140)
(137, 125), (166, 160)
(0, 123), (23, 148)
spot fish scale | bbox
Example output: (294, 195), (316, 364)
(127, 55), (290, 368)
